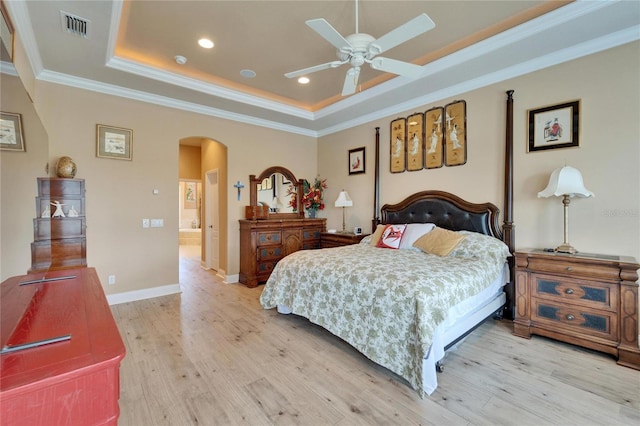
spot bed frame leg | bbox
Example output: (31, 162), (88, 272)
(435, 361), (445, 373)
(492, 308), (504, 321)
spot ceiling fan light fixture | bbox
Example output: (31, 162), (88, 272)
(198, 38), (214, 49)
(297, 77), (310, 84)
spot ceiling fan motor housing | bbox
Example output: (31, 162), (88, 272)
(339, 33), (376, 65)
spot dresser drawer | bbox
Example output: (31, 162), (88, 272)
(531, 298), (618, 342)
(303, 228), (322, 241)
(257, 260), (279, 278)
(531, 273), (618, 312)
(256, 231), (281, 247)
(257, 245), (283, 261)
(527, 257), (621, 281)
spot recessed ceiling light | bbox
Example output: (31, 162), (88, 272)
(298, 77), (310, 84)
(240, 69), (256, 79)
(198, 38), (214, 49)
(174, 55), (187, 65)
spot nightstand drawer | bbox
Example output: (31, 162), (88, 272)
(256, 231), (281, 247)
(532, 274), (618, 312)
(527, 257), (621, 281)
(531, 298), (618, 342)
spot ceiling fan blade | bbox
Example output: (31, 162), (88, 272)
(306, 18), (352, 50)
(341, 67), (361, 96)
(370, 13), (435, 55)
(284, 60), (346, 78)
(369, 57), (424, 77)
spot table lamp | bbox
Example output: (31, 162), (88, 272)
(538, 166), (594, 254)
(334, 190), (353, 233)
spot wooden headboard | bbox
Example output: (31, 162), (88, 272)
(380, 190), (502, 240)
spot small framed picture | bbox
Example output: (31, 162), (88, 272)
(97, 124), (133, 160)
(390, 117), (406, 173)
(0, 112), (25, 152)
(348, 146), (365, 175)
(444, 100), (467, 167)
(406, 112), (424, 171)
(528, 100), (580, 152)
(424, 106), (443, 169)
(184, 181), (197, 209)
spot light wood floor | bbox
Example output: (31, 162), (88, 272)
(111, 248), (640, 425)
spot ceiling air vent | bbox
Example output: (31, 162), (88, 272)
(60, 11), (90, 38)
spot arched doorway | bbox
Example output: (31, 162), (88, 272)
(179, 136), (228, 279)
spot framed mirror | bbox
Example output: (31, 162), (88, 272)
(249, 166), (303, 219)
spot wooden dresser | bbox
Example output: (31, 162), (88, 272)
(1, 267), (125, 425)
(320, 232), (368, 248)
(239, 218), (326, 287)
(513, 249), (640, 369)
(30, 178), (87, 273)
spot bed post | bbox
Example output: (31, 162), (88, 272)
(372, 127), (380, 232)
(503, 90), (515, 320)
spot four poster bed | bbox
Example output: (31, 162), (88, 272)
(260, 91), (516, 396)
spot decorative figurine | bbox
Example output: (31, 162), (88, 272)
(41, 205), (51, 218)
(68, 205), (79, 217)
(51, 201), (66, 218)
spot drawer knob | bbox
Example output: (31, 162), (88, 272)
(566, 314), (575, 321)
(566, 267), (573, 271)
(565, 288), (574, 295)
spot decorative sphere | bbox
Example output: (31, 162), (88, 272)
(56, 156), (77, 178)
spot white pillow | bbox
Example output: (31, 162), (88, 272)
(399, 223), (436, 249)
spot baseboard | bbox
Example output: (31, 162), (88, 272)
(107, 283), (182, 305)
(224, 273), (238, 284)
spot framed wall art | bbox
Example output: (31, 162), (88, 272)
(184, 181), (197, 209)
(444, 100), (467, 167)
(348, 146), (365, 175)
(97, 124), (133, 160)
(390, 117), (406, 173)
(424, 107), (443, 169)
(528, 100), (580, 152)
(406, 112), (424, 171)
(0, 112), (25, 152)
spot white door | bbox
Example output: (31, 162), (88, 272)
(205, 169), (220, 271)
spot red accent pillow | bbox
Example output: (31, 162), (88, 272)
(376, 224), (407, 249)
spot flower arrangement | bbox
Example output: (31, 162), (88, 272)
(285, 177), (327, 215)
(302, 177), (327, 213)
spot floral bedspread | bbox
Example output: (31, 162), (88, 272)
(259, 231), (510, 396)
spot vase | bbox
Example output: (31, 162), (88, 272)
(307, 209), (317, 218)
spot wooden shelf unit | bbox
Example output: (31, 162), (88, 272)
(30, 178), (87, 273)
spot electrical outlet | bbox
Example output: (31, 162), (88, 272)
(150, 218), (164, 228)
(142, 218), (150, 228)
(108, 275), (116, 285)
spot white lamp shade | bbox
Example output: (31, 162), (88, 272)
(538, 166), (594, 198)
(334, 191), (353, 207)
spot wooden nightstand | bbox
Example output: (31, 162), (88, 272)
(513, 249), (640, 370)
(320, 232), (368, 248)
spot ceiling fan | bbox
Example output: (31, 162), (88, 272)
(284, 0), (435, 96)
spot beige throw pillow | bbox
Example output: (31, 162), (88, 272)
(413, 226), (467, 256)
(369, 224), (386, 246)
